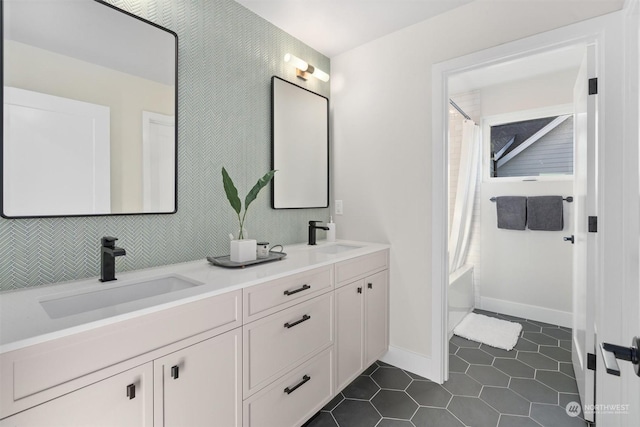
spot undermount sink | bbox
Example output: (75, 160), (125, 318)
(313, 244), (362, 254)
(40, 275), (202, 319)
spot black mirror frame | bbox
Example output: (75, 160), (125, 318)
(270, 76), (330, 210)
(0, 0), (179, 219)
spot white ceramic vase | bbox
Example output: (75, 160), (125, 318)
(230, 239), (257, 262)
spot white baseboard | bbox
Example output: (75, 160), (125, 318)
(379, 346), (439, 383)
(480, 296), (572, 328)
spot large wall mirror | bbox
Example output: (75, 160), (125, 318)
(1, 0), (178, 218)
(271, 76), (329, 209)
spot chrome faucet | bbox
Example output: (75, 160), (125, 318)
(308, 221), (330, 245)
(100, 236), (126, 282)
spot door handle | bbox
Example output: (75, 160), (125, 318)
(599, 337), (640, 377)
(563, 235), (575, 244)
(171, 365), (179, 380)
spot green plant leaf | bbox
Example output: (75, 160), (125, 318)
(244, 170), (276, 211)
(221, 167), (241, 215)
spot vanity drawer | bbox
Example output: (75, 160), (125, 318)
(243, 347), (333, 427)
(0, 290), (241, 419)
(243, 293), (333, 397)
(336, 250), (389, 288)
(243, 265), (333, 323)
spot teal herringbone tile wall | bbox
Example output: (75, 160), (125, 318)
(0, 0), (330, 291)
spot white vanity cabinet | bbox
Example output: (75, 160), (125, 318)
(0, 290), (243, 426)
(241, 265), (335, 427)
(0, 243), (390, 427)
(335, 251), (389, 391)
(154, 329), (242, 427)
(1, 329), (242, 427)
(0, 363), (154, 427)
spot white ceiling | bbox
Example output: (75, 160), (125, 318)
(234, 0), (474, 58)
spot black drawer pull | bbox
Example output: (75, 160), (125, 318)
(368, 283), (373, 289)
(126, 384), (136, 399)
(357, 286), (362, 294)
(284, 375), (311, 395)
(171, 365), (179, 379)
(284, 314), (311, 329)
(284, 284), (311, 296)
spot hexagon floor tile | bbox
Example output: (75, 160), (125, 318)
(304, 310), (586, 427)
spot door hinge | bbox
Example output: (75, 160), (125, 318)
(588, 216), (598, 233)
(587, 352), (597, 371)
(588, 78), (598, 95)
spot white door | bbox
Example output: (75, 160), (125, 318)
(3, 87), (111, 216)
(154, 329), (242, 427)
(596, 1), (640, 424)
(335, 280), (365, 391)
(627, 0), (640, 419)
(142, 111), (175, 212)
(365, 271), (389, 366)
(0, 364), (153, 427)
(572, 44), (597, 422)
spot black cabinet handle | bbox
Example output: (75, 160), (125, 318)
(284, 284), (311, 296)
(126, 384), (136, 400)
(284, 314), (311, 329)
(171, 365), (179, 380)
(368, 283), (373, 289)
(357, 286), (362, 294)
(284, 375), (311, 395)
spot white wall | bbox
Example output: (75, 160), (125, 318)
(331, 0), (623, 370)
(479, 180), (574, 325)
(481, 68), (578, 117)
(475, 69), (577, 326)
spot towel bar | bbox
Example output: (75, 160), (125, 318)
(490, 196), (573, 203)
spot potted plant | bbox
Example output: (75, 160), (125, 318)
(222, 167), (276, 262)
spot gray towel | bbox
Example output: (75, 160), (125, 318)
(496, 196), (527, 230)
(527, 196), (564, 231)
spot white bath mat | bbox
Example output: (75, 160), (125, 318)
(453, 313), (522, 351)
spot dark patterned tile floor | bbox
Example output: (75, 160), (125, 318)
(304, 310), (586, 427)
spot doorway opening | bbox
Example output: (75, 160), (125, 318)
(437, 41), (598, 424)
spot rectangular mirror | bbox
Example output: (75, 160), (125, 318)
(271, 76), (329, 209)
(1, 0), (178, 218)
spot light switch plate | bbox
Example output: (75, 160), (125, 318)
(335, 200), (343, 215)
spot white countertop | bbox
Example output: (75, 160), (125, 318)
(0, 240), (389, 354)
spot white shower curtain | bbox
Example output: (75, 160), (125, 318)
(449, 119), (480, 273)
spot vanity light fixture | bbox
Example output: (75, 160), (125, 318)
(284, 53), (330, 82)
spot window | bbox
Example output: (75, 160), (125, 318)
(487, 112), (574, 179)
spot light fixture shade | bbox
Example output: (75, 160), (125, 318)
(284, 53), (309, 72)
(311, 68), (330, 82)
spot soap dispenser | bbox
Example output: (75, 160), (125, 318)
(326, 216), (336, 242)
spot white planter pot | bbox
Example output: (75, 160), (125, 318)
(230, 239), (257, 263)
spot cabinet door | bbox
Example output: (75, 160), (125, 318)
(365, 270), (389, 366)
(335, 280), (364, 391)
(154, 328), (242, 427)
(0, 364), (152, 427)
